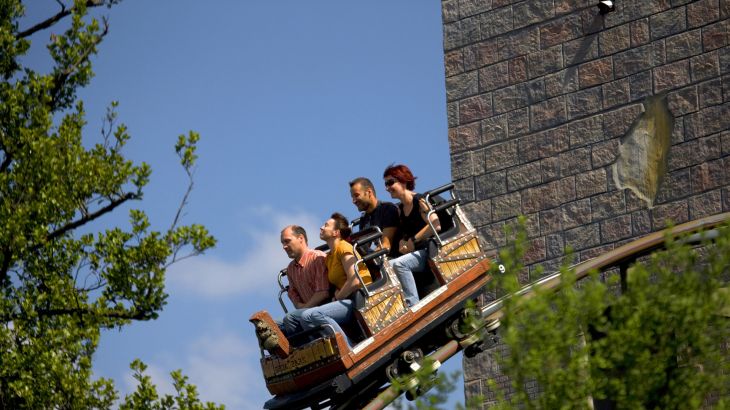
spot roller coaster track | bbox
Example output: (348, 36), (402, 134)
(362, 211), (730, 410)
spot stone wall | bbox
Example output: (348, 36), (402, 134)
(441, 0), (730, 406)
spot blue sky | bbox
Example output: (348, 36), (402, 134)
(22, 1), (458, 408)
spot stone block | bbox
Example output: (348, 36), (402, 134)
(461, 16), (481, 46)
(579, 57), (614, 88)
(454, 177), (475, 203)
(509, 56), (528, 84)
(724, 187), (730, 212)
(669, 134), (722, 171)
(685, 103), (730, 139)
(563, 35), (599, 65)
(559, 147), (592, 177)
(653, 60), (691, 94)
(478, 221), (507, 250)
(546, 233), (565, 259)
(630, 18), (650, 47)
(545, 68), (579, 98)
(665, 29), (703, 62)
(476, 36), (510, 67)
(446, 71), (478, 102)
(522, 177), (576, 213)
(444, 49), (464, 77)
(655, 169), (691, 204)
(507, 161), (542, 191)
(494, 83), (530, 114)
(447, 101), (459, 128)
(541, 156), (561, 181)
(507, 108), (530, 137)
(528, 45), (564, 79)
(448, 122), (481, 153)
(475, 170), (507, 200)
(723, 0), (730, 17)
(690, 51), (721, 82)
(613, 43), (656, 78)
(523, 236), (547, 264)
(650, 7), (687, 40)
(569, 115), (603, 147)
(540, 14), (583, 49)
(599, 23), (631, 56)
(580, 243), (615, 261)
(479, 61), (510, 92)
(632, 210), (652, 235)
(482, 114), (509, 145)
(510, 27), (541, 57)
(451, 152), (474, 180)
(459, 0), (493, 18)
(628, 70), (653, 101)
(567, 86), (603, 120)
(540, 207), (563, 234)
(603, 103), (643, 138)
(690, 158), (728, 193)
(698, 78), (723, 108)
(723, 131), (730, 155)
(480, 5), (514, 40)
(702, 19), (730, 50)
(689, 189), (723, 219)
(602, 78), (631, 108)
(518, 126), (570, 162)
(651, 200), (689, 228)
(444, 21), (462, 51)
(667, 85), (698, 117)
(576, 168), (608, 199)
(531, 96), (568, 130)
(484, 139), (520, 172)
(591, 139), (620, 167)
(591, 190), (626, 220)
(462, 199), (493, 226)
(555, 0), (593, 15)
(442, 0), (459, 24)
(565, 223), (600, 251)
(492, 192), (522, 221)
(459, 93), (494, 124)
(687, 0), (720, 28)
(463, 44), (479, 72)
(600, 214), (633, 242)
(513, 0), (554, 29)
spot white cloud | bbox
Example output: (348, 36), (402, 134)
(167, 207), (322, 298)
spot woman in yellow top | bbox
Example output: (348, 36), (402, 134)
(300, 212), (371, 347)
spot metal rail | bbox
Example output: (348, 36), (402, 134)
(361, 212), (730, 410)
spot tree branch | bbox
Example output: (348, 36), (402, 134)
(16, 0), (106, 39)
(45, 191), (139, 243)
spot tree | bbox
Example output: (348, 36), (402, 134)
(487, 220), (730, 409)
(0, 1), (219, 407)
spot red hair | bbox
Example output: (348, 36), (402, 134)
(383, 164), (416, 190)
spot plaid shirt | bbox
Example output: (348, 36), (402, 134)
(286, 248), (328, 304)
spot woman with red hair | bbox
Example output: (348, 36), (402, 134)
(383, 164), (441, 307)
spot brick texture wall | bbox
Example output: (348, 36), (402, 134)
(441, 0), (730, 406)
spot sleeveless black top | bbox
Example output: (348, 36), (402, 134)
(399, 193), (427, 239)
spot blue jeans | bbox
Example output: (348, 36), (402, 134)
(391, 249), (429, 307)
(300, 299), (354, 347)
(277, 308), (306, 336)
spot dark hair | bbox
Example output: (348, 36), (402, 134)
(383, 164), (416, 190)
(330, 212), (351, 240)
(283, 225), (308, 244)
(349, 177), (375, 195)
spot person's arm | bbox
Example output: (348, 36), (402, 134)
(380, 226), (397, 252)
(300, 290), (330, 308)
(288, 286), (305, 309)
(334, 252), (363, 300)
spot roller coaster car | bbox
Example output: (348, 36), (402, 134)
(249, 183), (493, 410)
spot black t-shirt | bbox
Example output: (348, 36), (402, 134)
(357, 201), (400, 257)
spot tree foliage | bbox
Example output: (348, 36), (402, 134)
(0, 0), (218, 407)
(489, 219), (730, 409)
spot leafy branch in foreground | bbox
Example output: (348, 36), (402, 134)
(1, 1), (217, 407)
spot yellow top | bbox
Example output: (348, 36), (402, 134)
(326, 240), (372, 290)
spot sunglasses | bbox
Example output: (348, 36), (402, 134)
(384, 179), (397, 187)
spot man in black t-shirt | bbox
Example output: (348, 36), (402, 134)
(349, 177), (400, 257)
